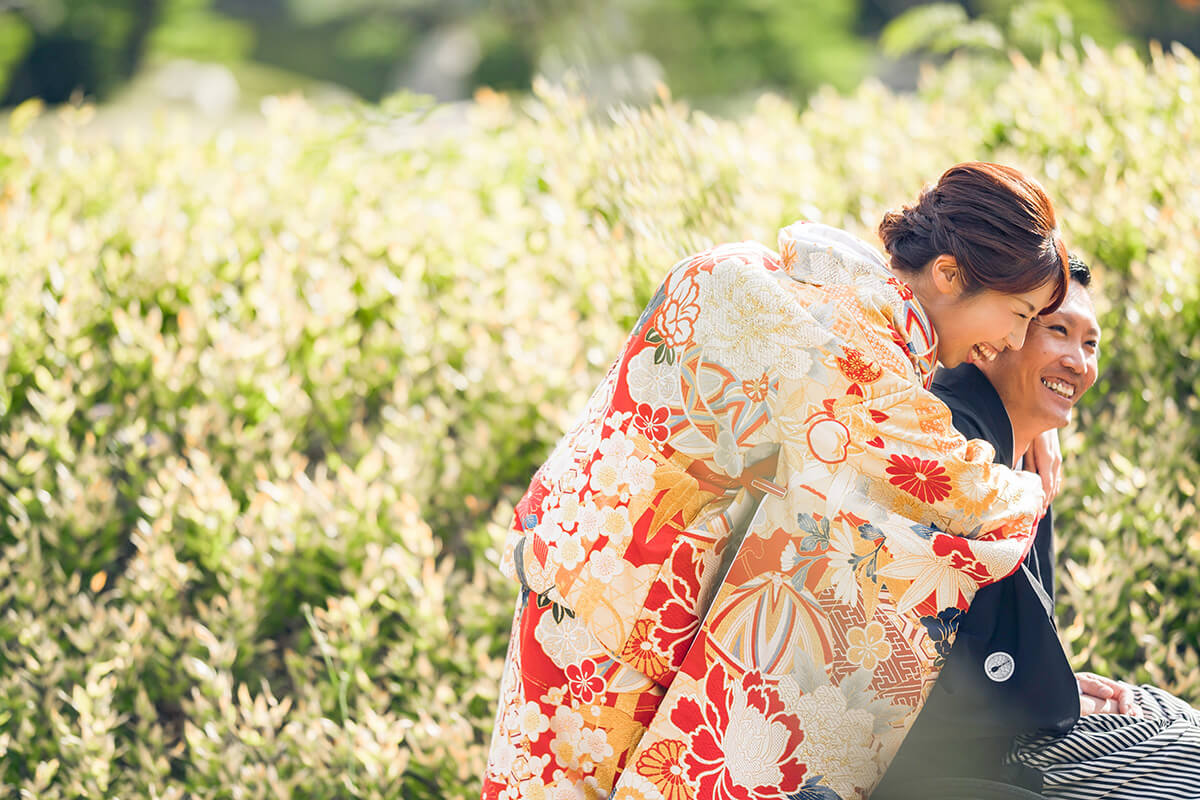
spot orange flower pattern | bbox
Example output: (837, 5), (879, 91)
(482, 222), (1043, 800)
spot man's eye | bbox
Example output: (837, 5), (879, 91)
(1049, 325), (1068, 334)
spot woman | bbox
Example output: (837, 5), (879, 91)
(482, 162), (1070, 800)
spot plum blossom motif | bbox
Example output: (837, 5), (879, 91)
(669, 667), (806, 800)
(565, 659), (607, 704)
(634, 403), (671, 443)
(845, 621), (892, 672)
(626, 349), (685, 407)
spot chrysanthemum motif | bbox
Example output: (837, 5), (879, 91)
(885, 454), (952, 504)
(621, 618), (673, 681)
(634, 739), (694, 800)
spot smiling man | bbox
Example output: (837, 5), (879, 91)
(877, 257), (1200, 799)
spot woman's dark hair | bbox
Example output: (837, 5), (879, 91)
(878, 162), (1069, 312)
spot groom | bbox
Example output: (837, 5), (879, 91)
(877, 256), (1127, 795)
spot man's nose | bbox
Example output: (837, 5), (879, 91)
(1061, 343), (1086, 373)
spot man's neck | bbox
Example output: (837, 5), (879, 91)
(1010, 423), (1038, 469)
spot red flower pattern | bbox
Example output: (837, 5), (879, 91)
(634, 402), (671, 442)
(635, 739), (694, 800)
(565, 658), (607, 704)
(885, 454), (952, 503)
(670, 667), (805, 800)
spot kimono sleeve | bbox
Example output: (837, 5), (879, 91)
(846, 348), (1044, 545)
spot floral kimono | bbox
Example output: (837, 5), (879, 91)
(482, 222), (1044, 800)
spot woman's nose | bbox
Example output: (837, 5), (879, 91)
(1006, 323), (1029, 351)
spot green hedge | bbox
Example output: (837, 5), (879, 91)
(1, 42), (1198, 797)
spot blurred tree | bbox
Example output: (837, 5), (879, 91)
(881, 0), (1124, 63)
(613, 0), (871, 103)
(1, 0), (164, 104)
(1113, 0), (1200, 54)
(0, 0), (252, 106)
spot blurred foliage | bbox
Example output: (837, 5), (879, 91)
(1, 40), (1199, 796)
(4, 1), (1200, 108)
(0, 0), (253, 105)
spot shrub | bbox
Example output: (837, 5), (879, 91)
(0, 41), (1197, 796)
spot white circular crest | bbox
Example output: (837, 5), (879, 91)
(984, 651), (1016, 683)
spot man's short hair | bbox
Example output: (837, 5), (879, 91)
(1068, 254), (1092, 287)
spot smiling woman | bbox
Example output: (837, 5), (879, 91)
(482, 162), (1070, 800)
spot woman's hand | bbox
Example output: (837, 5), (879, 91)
(1025, 429), (1063, 513)
(1077, 671), (1140, 717)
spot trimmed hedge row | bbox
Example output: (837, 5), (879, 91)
(0, 42), (1197, 797)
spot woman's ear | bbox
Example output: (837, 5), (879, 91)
(928, 254), (962, 297)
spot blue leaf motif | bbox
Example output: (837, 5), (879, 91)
(919, 606), (964, 664)
(787, 774), (844, 800)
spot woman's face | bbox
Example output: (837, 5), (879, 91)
(935, 281), (1059, 368)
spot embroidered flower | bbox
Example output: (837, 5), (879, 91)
(517, 700), (552, 743)
(635, 739), (694, 800)
(713, 428), (743, 479)
(670, 667), (805, 800)
(656, 274), (702, 350)
(586, 546), (623, 584)
(920, 606), (964, 665)
(623, 454), (657, 498)
(626, 349), (684, 407)
(634, 403), (671, 443)
(621, 618), (672, 680)
(835, 347), (884, 385)
(598, 505), (634, 551)
(535, 605), (595, 669)
(742, 372), (771, 402)
(885, 454), (952, 504)
(565, 659), (606, 704)
(790, 684), (877, 799)
(845, 621), (892, 672)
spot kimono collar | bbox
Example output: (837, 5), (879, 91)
(778, 221), (939, 387)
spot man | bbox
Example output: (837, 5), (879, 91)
(879, 258), (1200, 799)
(876, 257), (1105, 795)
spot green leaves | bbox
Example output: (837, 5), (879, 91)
(1, 37), (1199, 797)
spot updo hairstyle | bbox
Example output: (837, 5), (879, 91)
(878, 162), (1069, 312)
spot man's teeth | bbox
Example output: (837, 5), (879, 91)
(972, 343), (999, 362)
(1042, 378), (1075, 398)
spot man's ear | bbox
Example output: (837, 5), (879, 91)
(929, 254), (962, 297)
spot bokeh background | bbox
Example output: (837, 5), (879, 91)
(1, 1), (1199, 798)
(2, 0), (1199, 113)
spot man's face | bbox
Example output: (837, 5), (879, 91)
(978, 281), (1100, 434)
